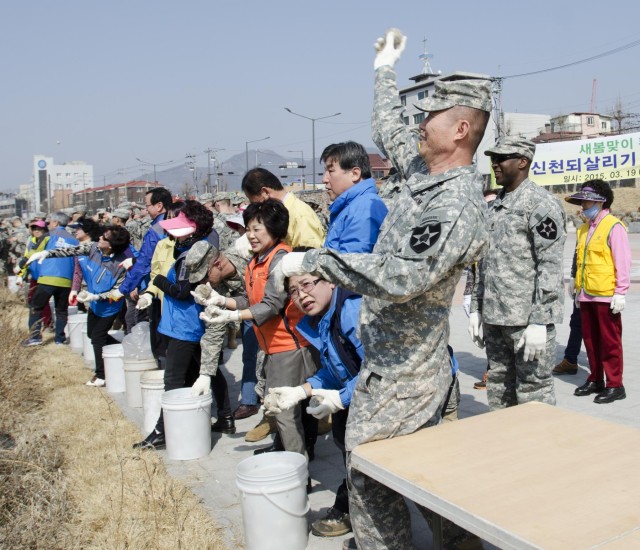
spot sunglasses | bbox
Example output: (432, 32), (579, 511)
(490, 154), (524, 163)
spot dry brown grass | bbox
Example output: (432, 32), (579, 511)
(0, 288), (226, 549)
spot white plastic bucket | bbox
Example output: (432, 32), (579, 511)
(82, 327), (95, 366)
(161, 388), (213, 461)
(68, 305), (78, 316)
(103, 344), (125, 393)
(68, 313), (87, 354)
(7, 276), (20, 293)
(140, 370), (165, 435)
(123, 358), (157, 408)
(236, 451), (309, 550)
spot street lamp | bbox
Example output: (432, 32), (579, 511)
(284, 108), (340, 185)
(287, 150), (306, 188)
(135, 157), (174, 184)
(245, 136), (270, 172)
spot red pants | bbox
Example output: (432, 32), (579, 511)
(27, 279), (52, 329)
(580, 301), (623, 388)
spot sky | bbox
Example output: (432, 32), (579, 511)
(2, 0), (640, 191)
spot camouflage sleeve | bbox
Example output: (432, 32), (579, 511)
(303, 204), (488, 303)
(470, 259), (485, 314)
(371, 66), (421, 178)
(199, 322), (226, 376)
(46, 242), (93, 258)
(528, 198), (567, 324)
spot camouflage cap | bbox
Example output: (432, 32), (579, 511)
(33, 211), (47, 219)
(112, 208), (131, 221)
(484, 136), (536, 161)
(117, 201), (133, 208)
(213, 192), (231, 203)
(199, 192), (214, 203)
(415, 79), (492, 113)
(185, 240), (219, 283)
(71, 205), (87, 214)
(231, 193), (245, 206)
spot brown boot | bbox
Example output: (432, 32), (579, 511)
(244, 413), (277, 442)
(552, 358), (578, 375)
(473, 370), (488, 390)
(227, 324), (238, 349)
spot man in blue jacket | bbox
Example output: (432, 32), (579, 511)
(265, 273), (363, 538)
(321, 141), (388, 254)
(23, 211), (78, 346)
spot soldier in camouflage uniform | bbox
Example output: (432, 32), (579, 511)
(8, 218), (28, 276)
(187, 241), (251, 433)
(277, 31), (491, 549)
(200, 192), (236, 252)
(469, 136), (566, 410)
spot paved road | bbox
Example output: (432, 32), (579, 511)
(113, 232), (640, 550)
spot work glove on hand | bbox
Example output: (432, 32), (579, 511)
(26, 251), (49, 265)
(264, 386), (307, 415)
(77, 290), (99, 304)
(306, 389), (344, 419)
(13, 265), (21, 275)
(263, 392), (280, 417)
(373, 28), (407, 70)
(191, 374), (211, 397)
(462, 295), (471, 318)
(199, 305), (240, 324)
(109, 289), (124, 302)
(68, 290), (78, 306)
(516, 324), (547, 362)
(136, 292), (153, 310)
(467, 311), (485, 349)
(191, 283), (225, 307)
(118, 258), (134, 270)
(610, 294), (625, 314)
(272, 252), (307, 293)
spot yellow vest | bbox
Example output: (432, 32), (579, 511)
(575, 214), (623, 297)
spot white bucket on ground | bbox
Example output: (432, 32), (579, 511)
(236, 451), (309, 550)
(68, 305), (78, 316)
(108, 329), (124, 343)
(123, 357), (157, 408)
(68, 313), (87, 354)
(161, 387), (213, 461)
(140, 370), (165, 435)
(103, 344), (125, 393)
(82, 327), (95, 367)
(7, 276), (20, 293)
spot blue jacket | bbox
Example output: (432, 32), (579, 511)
(80, 243), (128, 318)
(157, 250), (205, 342)
(119, 214), (165, 294)
(296, 289), (364, 407)
(325, 177), (387, 253)
(39, 227), (78, 287)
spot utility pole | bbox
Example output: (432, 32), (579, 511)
(204, 147), (225, 194)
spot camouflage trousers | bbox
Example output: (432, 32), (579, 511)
(483, 323), (556, 410)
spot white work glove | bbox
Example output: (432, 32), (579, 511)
(567, 278), (576, 299)
(136, 292), (153, 310)
(191, 374), (211, 396)
(264, 386), (307, 415)
(272, 252), (308, 293)
(77, 290), (99, 304)
(13, 265), (21, 275)
(467, 312), (485, 349)
(306, 389), (344, 419)
(191, 282), (225, 307)
(373, 28), (407, 70)
(109, 289), (124, 301)
(118, 257), (134, 270)
(462, 295), (471, 317)
(199, 305), (240, 324)
(26, 251), (49, 265)
(610, 294), (625, 315)
(516, 324), (547, 362)
(68, 290), (78, 306)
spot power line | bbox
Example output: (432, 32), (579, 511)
(502, 38), (640, 79)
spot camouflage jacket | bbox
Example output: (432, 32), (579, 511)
(471, 178), (566, 326)
(302, 66), (489, 426)
(213, 212), (236, 252)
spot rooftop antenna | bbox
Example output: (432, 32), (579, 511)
(419, 37), (438, 76)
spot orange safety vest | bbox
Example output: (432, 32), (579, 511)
(245, 242), (309, 354)
(575, 214), (623, 297)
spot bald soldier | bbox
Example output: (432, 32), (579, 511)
(469, 136), (566, 409)
(272, 30), (491, 549)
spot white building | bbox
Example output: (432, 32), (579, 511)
(33, 155), (94, 213)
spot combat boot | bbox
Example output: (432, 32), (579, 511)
(244, 412), (277, 442)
